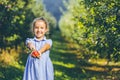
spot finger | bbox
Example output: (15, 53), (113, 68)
(31, 51), (36, 58)
(31, 54), (36, 58)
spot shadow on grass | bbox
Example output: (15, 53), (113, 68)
(0, 65), (23, 80)
(50, 31), (120, 80)
(51, 47), (120, 80)
(0, 46), (28, 80)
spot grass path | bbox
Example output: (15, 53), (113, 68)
(50, 32), (79, 80)
(50, 31), (120, 80)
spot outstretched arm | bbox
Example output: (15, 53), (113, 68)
(38, 39), (52, 54)
(27, 42), (51, 52)
(27, 42), (36, 50)
(31, 43), (51, 58)
(27, 42), (51, 58)
(26, 39), (52, 58)
(38, 43), (51, 54)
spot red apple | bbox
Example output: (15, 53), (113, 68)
(31, 51), (40, 58)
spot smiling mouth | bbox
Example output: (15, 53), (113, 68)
(37, 31), (42, 34)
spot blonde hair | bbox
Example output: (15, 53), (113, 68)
(32, 17), (48, 28)
(30, 17), (49, 34)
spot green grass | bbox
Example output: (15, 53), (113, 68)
(0, 31), (120, 80)
(50, 31), (120, 80)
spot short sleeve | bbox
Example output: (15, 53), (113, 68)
(25, 38), (33, 45)
(46, 39), (52, 47)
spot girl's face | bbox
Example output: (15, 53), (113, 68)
(33, 20), (48, 40)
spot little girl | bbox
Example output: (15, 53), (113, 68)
(23, 17), (54, 80)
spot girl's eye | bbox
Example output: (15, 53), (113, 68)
(40, 27), (44, 29)
(35, 27), (39, 29)
(34, 26), (45, 29)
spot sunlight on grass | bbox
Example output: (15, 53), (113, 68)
(54, 70), (77, 80)
(89, 58), (120, 66)
(84, 66), (106, 72)
(10, 61), (25, 71)
(53, 61), (75, 68)
(0, 47), (25, 70)
(55, 70), (63, 76)
(0, 45), (27, 80)
(88, 59), (107, 66)
(85, 59), (120, 72)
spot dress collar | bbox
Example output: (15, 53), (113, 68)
(34, 36), (46, 42)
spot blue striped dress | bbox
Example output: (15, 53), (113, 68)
(23, 37), (54, 80)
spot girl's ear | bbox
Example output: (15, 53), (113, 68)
(45, 28), (49, 33)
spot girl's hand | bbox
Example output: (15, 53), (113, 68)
(27, 42), (36, 50)
(31, 50), (41, 58)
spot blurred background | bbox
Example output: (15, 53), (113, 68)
(0, 0), (120, 80)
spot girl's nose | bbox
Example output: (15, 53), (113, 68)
(38, 28), (41, 31)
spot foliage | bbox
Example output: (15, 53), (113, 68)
(59, 0), (120, 62)
(0, 0), (25, 48)
(83, 0), (120, 62)
(0, 0), (56, 49)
